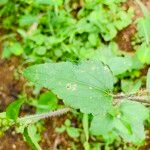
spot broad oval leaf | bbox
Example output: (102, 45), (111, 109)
(24, 61), (114, 115)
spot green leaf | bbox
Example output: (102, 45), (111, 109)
(23, 125), (41, 150)
(118, 102), (149, 143)
(35, 46), (47, 56)
(121, 79), (141, 93)
(83, 141), (90, 150)
(90, 102), (148, 144)
(37, 92), (58, 113)
(64, 119), (71, 127)
(6, 99), (24, 121)
(120, 102), (148, 123)
(90, 114), (114, 136)
(107, 56), (132, 75)
(10, 42), (23, 56)
(2, 44), (11, 59)
(19, 15), (37, 27)
(30, 34), (45, 46)
(146, 68), (150, 90)
(55, 125), (66, 133)
(35, 0), (63, 6)
(137, 17), (150, 45)
(136, 43), (150, 64)
(66, 127), (80, 138)
(24, 61), (114, 115)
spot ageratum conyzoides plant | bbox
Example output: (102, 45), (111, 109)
(0, 60), (150, 149)
(24, 61), (150, 144)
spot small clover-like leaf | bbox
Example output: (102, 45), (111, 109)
(24, 61), (114, 115)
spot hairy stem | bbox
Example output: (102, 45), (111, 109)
(18, 108), (71, 124)
(112, 92), (150, 104)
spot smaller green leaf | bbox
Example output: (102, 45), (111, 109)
(121, 79), (141, 93)
(88, 33), (99, 47)
(146, 68), (150, 90)
(83, 141), (90, 150)
(10, 42), (23, 56)
(35, 0), (63, 6)
(118, 102), (149, 143)
(66, 127), (80, 138)
(90, 114), (114, 136)
(35, 46), (47, 56)
(19, 15), (37, 27)
(136, 43), (150, 64)
(23, 125), (41, 150)
(2, 45), (11, 59)
(30, 34), (45, 45)
(55, 125), (66, 133)
(64, 119), (71, 127)
(37, 92), (58, 113)
(138, 18), (150, 45)
(6, 99), (24, 121)
(107, 56), (132, 75)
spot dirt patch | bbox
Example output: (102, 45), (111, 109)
(0, 57), (24, 111)
(116, 0), (150, 52)
(40, 118), (72, 150)
(0, 130), (30, 150)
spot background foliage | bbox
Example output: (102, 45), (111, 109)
(0, 0), (150, 149)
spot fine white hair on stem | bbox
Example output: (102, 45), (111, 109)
(19, 108), (71, 123)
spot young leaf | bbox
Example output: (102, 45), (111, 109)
(6, 99), (24, 121)
(36, 92), (58, 113)
(121, 79), (142, 93)
(23, 125), (41, 150)
(90, 114), (114, 136)
(137, 18), (150, 45)
(136, 43), (150, 64)
(24, 61), (114, 115)
(10, 42), (23, 56)
(146, 68), (150, 90)
(66, 127), (80, 138)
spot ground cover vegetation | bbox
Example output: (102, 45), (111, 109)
(1, 0), (150, 149)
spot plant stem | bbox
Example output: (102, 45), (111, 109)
(112, 93), (150, 104)
(18, 108), (71, 124)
